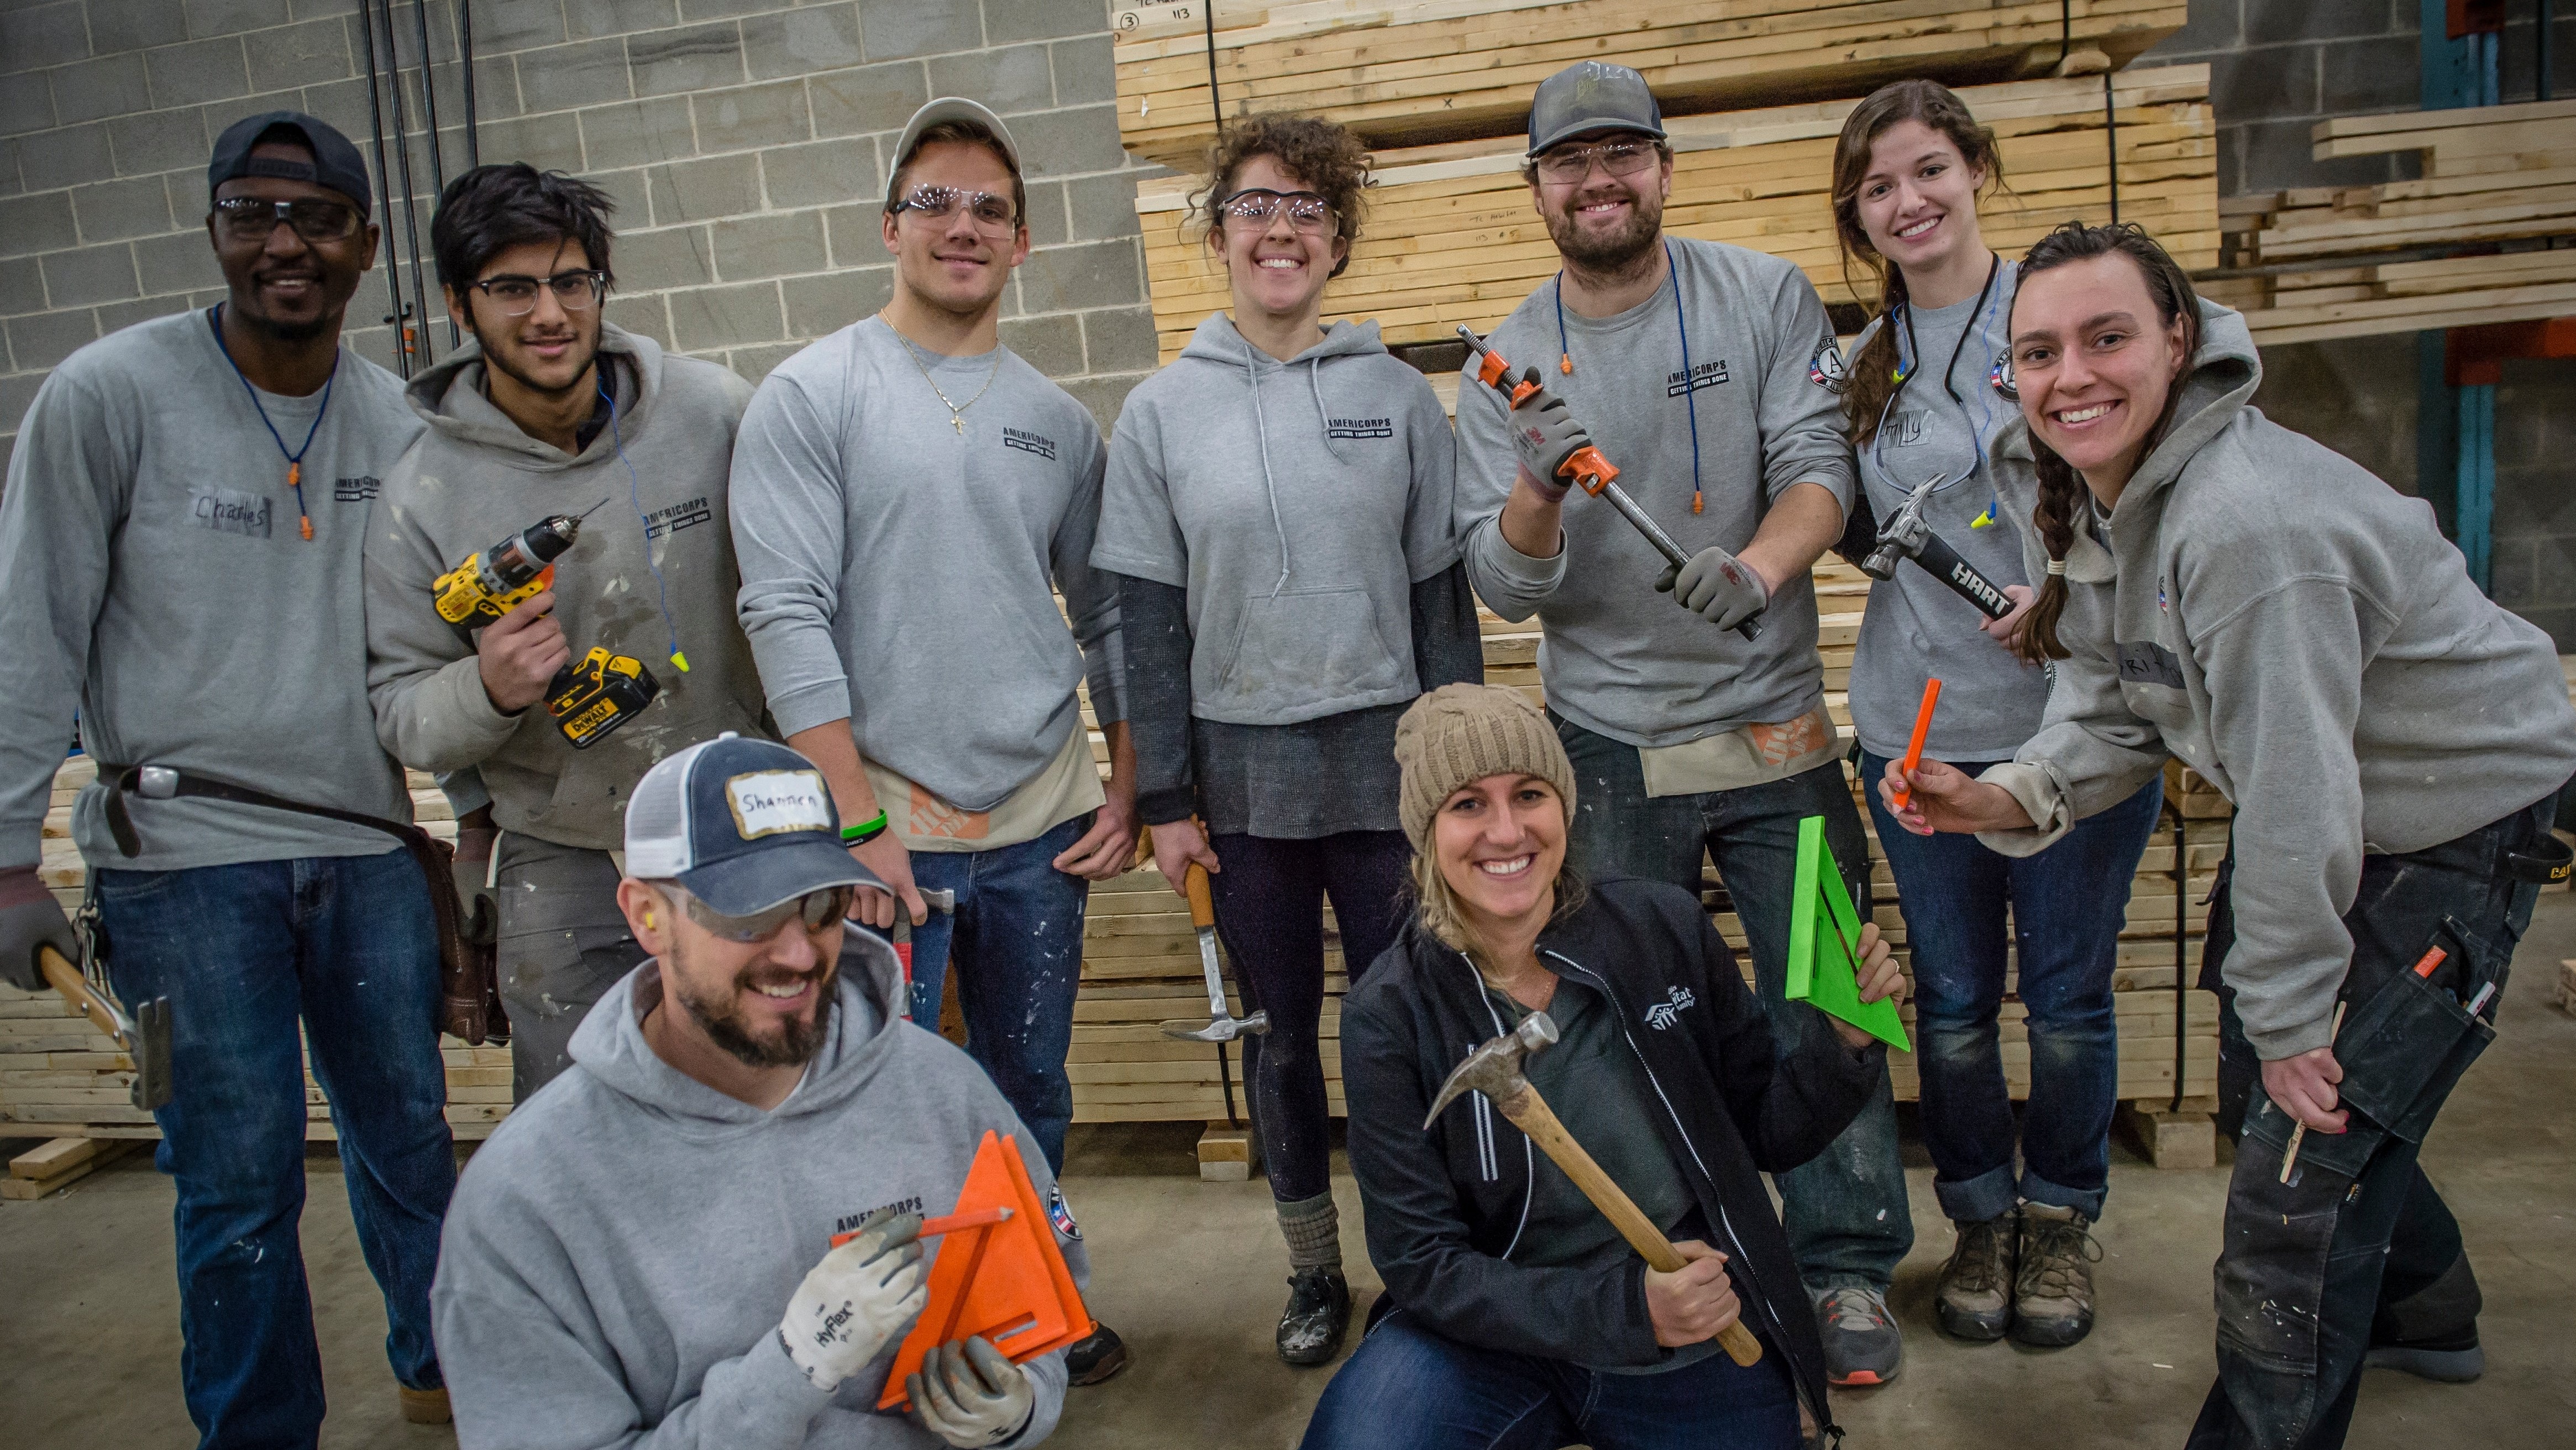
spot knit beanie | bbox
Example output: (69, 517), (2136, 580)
(1392, 683), (1578, 853)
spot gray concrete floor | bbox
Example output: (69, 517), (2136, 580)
(5, 893), (2571, 1449)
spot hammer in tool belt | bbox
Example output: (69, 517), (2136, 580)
(1426, 1012), (1764, 1367)
(40, 942), (174, 1112)
(1457, 325), (1762, 641)
(1161, 861), (1268, 1044)
(1860, 472), (2016, 621)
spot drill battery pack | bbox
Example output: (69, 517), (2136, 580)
(548, 647), (660, 749)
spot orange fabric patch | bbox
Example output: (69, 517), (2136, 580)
(1747, 711), (1830, 770)
(909, 781), (991, 841)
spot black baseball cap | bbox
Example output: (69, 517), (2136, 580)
(623, 734), (883, 916)
(208, 111), (374, 217)
(1526, 61), (1667, 158)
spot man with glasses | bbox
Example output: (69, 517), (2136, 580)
(433, 732), (1089, 1449)
(0, 112), (455, 1439)
(1452, 62), (1917, 1386)
(730, 97), (1136, 1383)
(365, 161), (770, 1101)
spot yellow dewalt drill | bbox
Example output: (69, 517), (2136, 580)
(432, 500), (661, 750)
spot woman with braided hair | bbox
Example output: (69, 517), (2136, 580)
(1884, 219), (2575, 1449)
(1825, 80), (2162, 1352)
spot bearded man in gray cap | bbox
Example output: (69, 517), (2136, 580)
(0, 112), (452, 1439)
(1451, 61), (1913, 1386)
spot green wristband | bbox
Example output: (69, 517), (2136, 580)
(840, 812), (888, 846)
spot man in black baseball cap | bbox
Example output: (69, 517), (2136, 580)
(0, 106), (448, 1439)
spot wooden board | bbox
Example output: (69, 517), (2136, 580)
(1113, 0), (2186, 166)
(1139, 69), (2216, 360)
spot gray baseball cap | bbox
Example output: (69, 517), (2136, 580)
(1525, 61), (1666, 158)
(885, 97), (1023, 197)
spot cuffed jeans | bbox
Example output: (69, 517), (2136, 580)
(1300, 1308), (1800, 1450)
(1555, 714), (1913, 1290)
(1864, 752), (2161, 1222)
(890, 813), (1092, 1174)
(2187, 788), (2561, 1450)
(96, 849), (457, 1450)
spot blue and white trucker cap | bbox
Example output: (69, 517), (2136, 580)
(623, 733), (882, 915)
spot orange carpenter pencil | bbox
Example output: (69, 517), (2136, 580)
(1891, 678), (1943, 812)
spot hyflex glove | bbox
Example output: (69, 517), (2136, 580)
(909, 1337), (1036, 1448)
(1504, 368), (1590, 502)
(778, 1210), (927, 1391)
(451, 825), (497, 947)
(1656, 545), (1770, 632)
(0, 865), (76, 994)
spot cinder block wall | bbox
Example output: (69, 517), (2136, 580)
(2144, 0), (2576, 646)
(0, 0), (1163, 469)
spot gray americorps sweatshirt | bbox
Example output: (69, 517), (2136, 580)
(0, 310), (422, 872)
(432, 931), (1083, 1450)
(1978, 303), (2576, 1060)
(365, 325), (768, 852)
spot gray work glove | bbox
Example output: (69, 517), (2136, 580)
(1656, 545), (1771, 631)
(779, 1210), (927, 1391)
(0, 864), (76, 993)
(451, 825), (497, 947)
(909, 1336), (1036, 1448)
(1504, 367), (1588, 502)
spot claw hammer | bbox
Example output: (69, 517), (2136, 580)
(40, 944), (173, 1111)
(1458, 324), (1763, 642)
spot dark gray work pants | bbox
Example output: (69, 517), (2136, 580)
(494, 834), (647, 1101)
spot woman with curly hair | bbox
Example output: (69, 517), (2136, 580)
(1090, 113), (1483, 1364)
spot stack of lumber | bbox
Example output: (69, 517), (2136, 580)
(2202, 100), (2576, 346)
(1138, 68), (2218, 363)
(1111, 0), (2187, 168)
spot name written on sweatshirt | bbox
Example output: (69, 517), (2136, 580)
(1665, 358), (1732, 397)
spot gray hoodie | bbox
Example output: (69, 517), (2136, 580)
(431, 931), (1082, 1450)
(364, 326), (768, 852)
(1977, 305), (2576, 1060)
(1093, 313), (1460, 725)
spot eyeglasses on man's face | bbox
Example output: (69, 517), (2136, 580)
(1219, 189), (1335, 234)
(1533, 140), (1661, 185)
(212, 196), (361, 243)
(891, 185), (1020, 237)
(667, 884), (857, 944)
(469, 270), (607, 317)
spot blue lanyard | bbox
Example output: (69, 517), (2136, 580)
(211, 304), (335, 541)
(1867, 257), (2009, 520)
(1552, 239), (1706, 513)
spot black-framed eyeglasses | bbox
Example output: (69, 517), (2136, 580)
(1218, 188), (1334, 233)
(469, 270), (606, 316)
(890, 185), (1020, 237)
(1533, 139), (1662, 185)
(667, 884), (856, 944)
(212, 196), (361, 242)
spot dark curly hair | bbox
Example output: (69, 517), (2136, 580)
(431, 162), (616, 292)
(1189, 113), (1370, 278)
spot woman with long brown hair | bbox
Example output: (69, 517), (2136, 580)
(1886, 220), (2575, 1447)
(1826, 80), (2160, 1352)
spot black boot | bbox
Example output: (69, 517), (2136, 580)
(1277, 1266), (1353, 1366)
(1064, 1320), (1130, 1386)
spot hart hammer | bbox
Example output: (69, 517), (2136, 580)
(1860, 472), (2016, 620)
(1425, 1011), (1763, 1367)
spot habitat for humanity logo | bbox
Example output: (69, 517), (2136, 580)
(1327, 416), (1393, 439)
(1666, 358), (1730, 397)
(1643, 985), (1697, 1030)
(1003, 426), (1057, 460)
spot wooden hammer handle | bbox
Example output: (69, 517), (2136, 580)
(1499, 1086), (1764, 1368)
(40, 944), (124, 1045)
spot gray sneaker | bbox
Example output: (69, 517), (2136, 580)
(1935, 1210), (2017, 1342)
(2012, 1203), (2102, 1347)
(1813, 1283), (1902, 1386)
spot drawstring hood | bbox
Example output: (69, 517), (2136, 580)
(1177, 312), (1390, 600)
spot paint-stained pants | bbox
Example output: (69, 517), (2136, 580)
(494, 835), (646, 1102)
(1555, 715), (1913, 1290)
(2187, 789), (2562, 1450)
(892, 813), (1094, 1174)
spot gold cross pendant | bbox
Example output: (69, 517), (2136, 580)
(951, 414), (966, 435)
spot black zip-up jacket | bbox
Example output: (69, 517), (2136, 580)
(1340, 875), (1885, 1433)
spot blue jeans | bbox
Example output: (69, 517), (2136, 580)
(887, 813), (1092, 1174)
(1554, 715), (1911, 1291)
(1300, 1308), (1800, 1450)
(1863, 752), (2161, 1222)
(96, 849), (457, 1450)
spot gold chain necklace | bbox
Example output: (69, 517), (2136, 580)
(894, 327), (1003, 436)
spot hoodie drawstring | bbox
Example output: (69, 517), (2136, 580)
(1243, 343), (1294, 597)
(1309, 358), (1349, 467)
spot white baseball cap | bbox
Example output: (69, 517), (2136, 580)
(885, 97), (1023, 199)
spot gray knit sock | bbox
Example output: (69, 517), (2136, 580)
(1277, 1191), (1342, 1271)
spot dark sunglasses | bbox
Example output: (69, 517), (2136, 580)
(212, 196), (361, 242)
(670, 884), (856, 943)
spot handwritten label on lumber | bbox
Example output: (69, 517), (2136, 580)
(1110, 1), (1201, 40)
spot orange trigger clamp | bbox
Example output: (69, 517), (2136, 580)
(1559, 446), (1617, 496)
(1468, 338), (1543, 407)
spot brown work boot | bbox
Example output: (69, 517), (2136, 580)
(397, 1384), (452, 1424)
(2012, 1203), (2102, 1347)
(1934, 1209), (2017, 1342)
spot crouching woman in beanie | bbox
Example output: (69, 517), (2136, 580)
(1302, 684), (1906, 1450)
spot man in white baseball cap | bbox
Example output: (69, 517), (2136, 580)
(432, 734), (1090, 1449)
